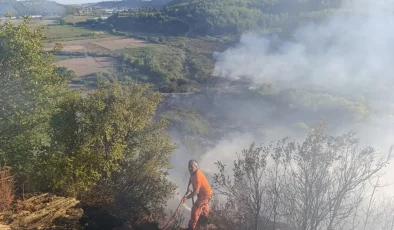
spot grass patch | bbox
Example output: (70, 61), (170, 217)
(162, 108), (210, 135)
(188, 52), (215, 82)
(53, 55), (83, 62)
(4, 19), (57, 28)
(117, 44), (188, 92)
(63, 15), (95, 24)
(115, 37), (229, 92)
(44, 25), (112, 42)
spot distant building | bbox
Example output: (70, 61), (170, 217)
(93, 16), (108, 20)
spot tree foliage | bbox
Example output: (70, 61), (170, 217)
(0, 18), (177, 218)
(0, 15), (70, 190)
(94, 120), (177, 218)
(34, 80), (171, 196)
(104, 0), (347, 36)
(55, 67), (75, 80)
(118, 45), (189, 93)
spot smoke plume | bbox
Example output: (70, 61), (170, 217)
(212, 0), (394, 192)
(166, 0), (394, 225)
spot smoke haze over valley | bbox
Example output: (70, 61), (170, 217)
(165, 0), (394, 224)
(3, 0), (394, 228)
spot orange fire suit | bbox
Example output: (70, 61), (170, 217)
(188, 169), (212, 229)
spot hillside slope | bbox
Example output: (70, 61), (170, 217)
(0, 0), (74, 17)
(92, 0), (172, 9)
(106, 0), (345, 36)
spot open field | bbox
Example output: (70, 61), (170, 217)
(46, 36), (151, 88)
(1, 21), (113, 42)
(62, 15), (95, 24)
(91, 37), (149, 50)
(56, 56), (117, 77)
(0, 19), (57, 27)
(44, 25), (113, 42)
(44, 37), (149, 52)
(29, 19), (57, 28)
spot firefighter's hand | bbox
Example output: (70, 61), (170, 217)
(181, 196), (187, 204)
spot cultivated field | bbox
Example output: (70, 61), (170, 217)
(0, 19), (56, 27)
(44, 37), (149, 52)
(56, 56), (117, 77)
(91, 38), (149, 50)
(44, 25), (112, 42)
(47, 36), (150, 78)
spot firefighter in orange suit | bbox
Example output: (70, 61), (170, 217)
(181, 160), (212, 230)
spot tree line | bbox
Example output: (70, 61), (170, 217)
(103, 0), (349, 36)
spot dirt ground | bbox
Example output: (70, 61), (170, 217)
(44, 37), (149, 52)
(49, 36), (149, 84)
(56, 56), (118, 77)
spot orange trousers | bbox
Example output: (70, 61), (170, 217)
(188, 195), (211, 229)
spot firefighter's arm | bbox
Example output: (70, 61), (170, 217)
(186, 177), (200, 199)
(186, 178), (192, 193)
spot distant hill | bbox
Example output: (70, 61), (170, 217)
(92, 0), (172, 9)
(0, 0), (75, 17)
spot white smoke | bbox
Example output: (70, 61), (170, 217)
(213, 2), (394, 94)
(212, 0), (394, 194)
(165, 0), (394, 226)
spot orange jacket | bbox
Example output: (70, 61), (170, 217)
(190, 169), (212, 197)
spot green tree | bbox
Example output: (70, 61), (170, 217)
(0, 17), (177, 218)
(88, 119), (177, 219)
(58, 18), (66, 25)
(35, 80), (175, 196)
(0, 15), (70, 191)
(55, 67), (75, 80)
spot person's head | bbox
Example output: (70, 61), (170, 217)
(188, 160), (198, 174)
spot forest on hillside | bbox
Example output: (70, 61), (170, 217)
(0, 0), (76, 17)
(93, 0), (172, 9)
(104, 0), (348, 36)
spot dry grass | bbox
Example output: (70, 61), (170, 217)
(56, 56), (118, 77)
(48, 37), (149, 78)
(0, 168), (14, 212)
(92, 38), (149, 50)
(44, 25), (111, 42)
(62, 15), (94, 24)
(43, 37), (149, 52)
